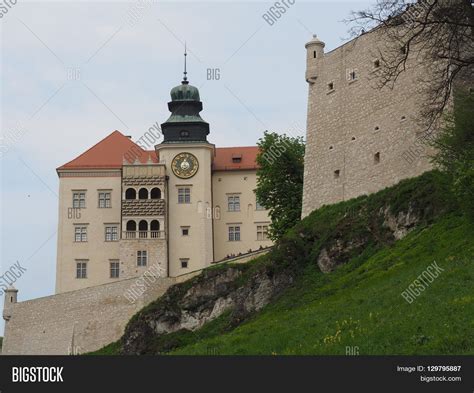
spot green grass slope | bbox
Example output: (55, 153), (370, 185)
(170, 214), (473, 355)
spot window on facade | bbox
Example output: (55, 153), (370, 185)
(137, 250), (147, 267)
(255, 197), (265, 211)
(257, 225), (269, 241)
(178, 188), (191, 204)
(74, 226), (87, 242)
(180, 259), (189, 268)
(138, 188), (149, 200)
(228, 226), (241, 241)
(334, 170), (340, 179)
(374, 59), (380, 68)
(348, 70), (357, 81)
(228, 195), (240, 212)
(125, 188), (136, 200)
(76, 261), (87, 279)
(150, 188), (161, 199)
(328, 82), (334, 91)
(105, 226), (118, 242)
(150, 220), (160, 232)
(72, 192), (86, 208)
(180, 130), (189, 137)
(110, 261), (120, 278)
(98, 192), (111, 208)
(181, 227), (189, 236)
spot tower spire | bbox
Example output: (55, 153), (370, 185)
(182, 42), (188, 85)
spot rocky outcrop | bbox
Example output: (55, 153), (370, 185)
(120, 265), (294, 354)
(317, 202), (424, 273)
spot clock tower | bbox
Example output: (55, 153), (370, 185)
(156, 52), (215, 276)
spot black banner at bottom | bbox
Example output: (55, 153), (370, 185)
(0, 356), (472, 392)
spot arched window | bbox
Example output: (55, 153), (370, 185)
(125, 220), (136, 238)
(138, 188), (148, 200)
(150, 220), (160, 238)
(126, 220), (136, 231)
(150, 220), (160, 231)
(150, 188), (161, 199)
(125, 188), (136, 200)
(139, 220), (148, 238)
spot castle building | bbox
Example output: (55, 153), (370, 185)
(301, 32), (437, 217)
(55, 68), (272, 293)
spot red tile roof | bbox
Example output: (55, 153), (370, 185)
(57, 130), (158, 171)
(213, 146), (260, 171)
(57, 130), (260, 172)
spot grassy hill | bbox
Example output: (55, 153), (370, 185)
(170, 213), (473, 355)
(92, 171), (473, 355)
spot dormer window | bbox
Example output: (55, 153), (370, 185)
(180, 130), (189, 137)
(232, 154), (242, 164)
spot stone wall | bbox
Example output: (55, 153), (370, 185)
(1, 272), (199, 355)
(302, 31), (436, 217)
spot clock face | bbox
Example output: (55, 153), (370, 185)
(171, 152), (199, 179)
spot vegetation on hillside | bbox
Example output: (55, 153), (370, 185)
(432, 92), (474, 217)
(255, 131), (305, 240)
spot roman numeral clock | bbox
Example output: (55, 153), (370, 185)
(171, 152), (199, 179)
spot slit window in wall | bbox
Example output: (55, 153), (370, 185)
(313, 50), (317, 58)
(351, 136), (356, 141)
(374, 126), (380, 132)
(334, 170), (340, 179)
(374, 152), (381, 164)
(329, 146), (333, 150)
(373, 59), (380, 68)
(401, 116), (406, 121)
(180, 259), (189, 269)
(328, 82), (334, 91)
(347, 69), (358, 81)
(181, 227), (189, 236)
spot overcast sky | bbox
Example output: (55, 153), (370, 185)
(0, 0), (373, 335)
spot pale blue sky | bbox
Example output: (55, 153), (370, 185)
(0, 0), (373, 334)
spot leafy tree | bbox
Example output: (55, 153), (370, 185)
(431, 92), (474, 217)
(255, 132), (305, 240)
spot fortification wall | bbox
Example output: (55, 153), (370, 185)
(1, 271), (199, 355)
(302, 30), (436, 217)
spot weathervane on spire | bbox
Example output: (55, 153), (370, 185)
(182, 42), (188, 84)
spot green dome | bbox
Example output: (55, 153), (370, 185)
(170, 82), (200, 101)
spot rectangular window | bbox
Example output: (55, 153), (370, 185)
(72, 192), (86, 208)
(110, 261), (120, 278)
(137, 250), (147, 267)
(74, 226), (87, 242)
(255, 197), (265, 211)
(76, 261), (87, 279)
(178, 188), (191, 204)
(181, 227), (189, 236)
(180, 258), (189, 269)
(105, 226), (118, 242)
(257, 225), (269, 241)
(228, 226), (241, 242)
(98, 192), (111, 208)
(228, 195), (240, 212)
